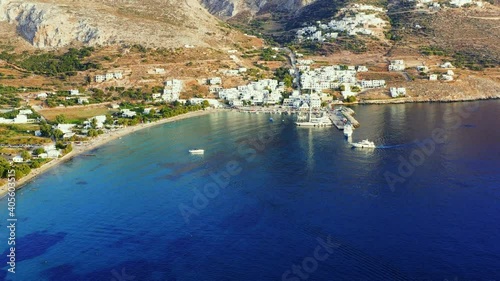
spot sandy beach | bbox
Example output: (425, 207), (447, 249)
(0, 109), (218, 198)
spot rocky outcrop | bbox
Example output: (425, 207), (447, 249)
(0, 0), (229, 49)
(200, 0), (318, 18)
(0, 1), (103, 49)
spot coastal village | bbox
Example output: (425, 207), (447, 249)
(0, 42), (465, 187)
(0, 0), (498, 191)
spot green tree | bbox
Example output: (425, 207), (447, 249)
(63, 143), (73, 154)
(20, 150), (31, 161)
(91, 118), (97, 129)
(13, 164), (31, 180)
(52, 129), (64, 140)
(55, 114), (66, 124)
(33, 148), (45, 155)
(39, 122), (52, 137)
(0, 157), (10, 178)
(88, 129), (98, 137)
(30, 160), (42, 169)
(201, 100), (210, 108)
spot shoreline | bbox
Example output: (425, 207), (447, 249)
(1, 95), (498, 197)
(0, 109), (218, 198)
(357, 95), (500, 105)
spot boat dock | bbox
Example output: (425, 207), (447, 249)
(328, 110), (345, 130)
(340, 107), (360, 128)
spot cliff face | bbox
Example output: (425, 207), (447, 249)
(0, 0), (228, 49)
(200, 0), (318, 18)
(0, 1), (103, 48)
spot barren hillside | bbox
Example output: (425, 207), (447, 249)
(0, 0), (243, 49)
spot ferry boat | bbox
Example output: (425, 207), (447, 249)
(343, 124), (353, 137)
(351, 140), (376, 148)
(189, 149), (204, 154)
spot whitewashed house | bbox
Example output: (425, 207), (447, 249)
(389, 60), (405, 71)
(37, 93), (48, 99)
(390, 87), (406, 98)
(47, 150), (61, 158)
(78, 97), (90, 104)
(121, 109), (137, 118)
(357, 66), (368, 72)
(12, 156), (23, 163)
(56, 124), (76, 134)
(209, 77), (222, 85)
(95, 75), (106, 83)
(440, 62), (454, 68)
(19, 109), (33, 115)
(13, 115), (29, 123)
(69, 89), (80, 96)
(154, 68), (166, 74)
(429, 74), (438, 81)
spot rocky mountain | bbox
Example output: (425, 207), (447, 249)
(199, 0), (318, 18)
(0, 0), (233, 49)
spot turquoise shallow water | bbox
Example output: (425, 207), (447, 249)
(0, 101), (499, 281)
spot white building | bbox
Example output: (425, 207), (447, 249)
(47, 150), (61, 158)
(357, 66), (368, 72)
(78, 97), (89, 104)
(19, 109), (33, 115)
(12, 156), (23, 163)
(209, 77), (222, 85)
(69, 89), (80, 96)
(105, 73), (114, 80)
(163, 79), (183, 102)
(0, 114), (35, 124)
(440, 62), (454, 68)
(37, 93), (48, 99)
(95, 75), (106, 83)
(429, 74), (438, 81)
(121, 109), (137, 118)
(390, 87), (406, 98)
(442, 74), (454, 81)
(154, 68), (166, 74)
(389, 60), (405, 71)
(56, 124), (76, 134)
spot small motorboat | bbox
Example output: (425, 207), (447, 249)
(189, 149), (204, 154)
(269, 118), (274, 122)
(351, 140), (376, 148)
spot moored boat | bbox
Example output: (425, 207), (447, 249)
(189, 149), (204, 154)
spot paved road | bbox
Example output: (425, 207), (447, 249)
(283, 47), (301, 92)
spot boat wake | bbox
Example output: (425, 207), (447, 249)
(376, 142), (419, 149)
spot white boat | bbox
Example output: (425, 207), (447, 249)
(343, 124), (353, 137)
(189, 149), (204, 154)
(351, 140), (376, 148)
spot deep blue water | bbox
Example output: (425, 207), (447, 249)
(0, 101), (499, 281)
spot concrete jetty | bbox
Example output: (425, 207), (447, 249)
(340, 107), (360, 127)
(328, 110), (345, 130)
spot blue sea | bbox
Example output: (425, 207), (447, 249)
(0, 101), (499, 281)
